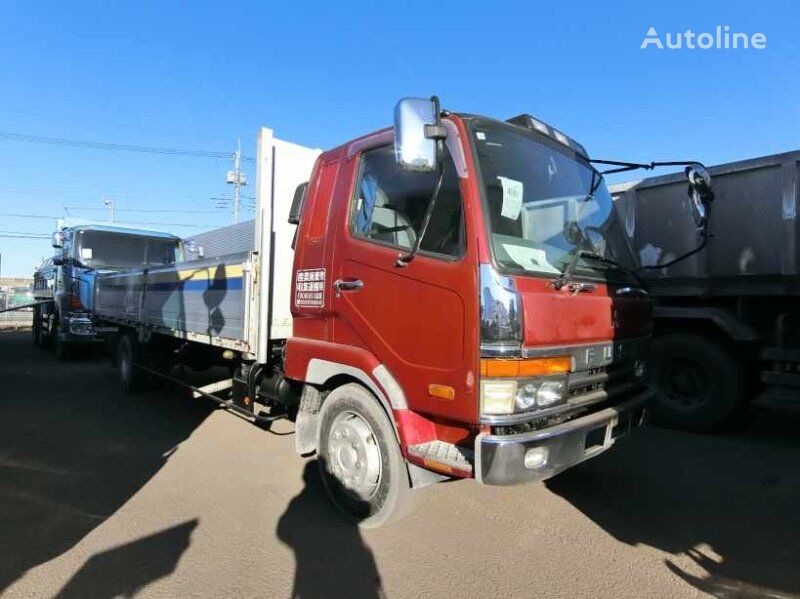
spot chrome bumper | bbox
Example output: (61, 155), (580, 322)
(475, 388), (652, 486)
(62, 313), (107, 342)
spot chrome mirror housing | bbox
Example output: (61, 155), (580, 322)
(393, 97), (439, 172)
(52, 231), (64, 248)
(685, 164), (714, 230)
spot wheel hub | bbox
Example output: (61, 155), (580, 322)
(327, 411), (382, 500)
(659, 358), (711, 411)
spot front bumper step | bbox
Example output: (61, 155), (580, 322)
(407, 440), (474, 476)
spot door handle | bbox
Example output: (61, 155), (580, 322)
(333, 279), (364, 293)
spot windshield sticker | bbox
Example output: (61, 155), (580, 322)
(498, 176), (524, 220)
(476, 131), (486, 140)
(547, 156), (558, 182)
(501, 244), (560, 273)
(80, 248), (93, 260)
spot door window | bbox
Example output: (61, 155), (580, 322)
(351, 145), (465, 258)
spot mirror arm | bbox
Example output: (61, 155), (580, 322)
(396, 154), (445, 268)
(590, 158), (707, 175)
(424, 124), (448, 140)
(395, 95), (448, 268)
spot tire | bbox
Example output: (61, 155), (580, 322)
(117, 333), (147, 393)
(32, 308), (43, 347)
(53, 320), (71, 360)
(649, 333), (745, 432)
(317, 383), (416, 528)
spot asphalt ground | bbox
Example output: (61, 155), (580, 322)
(1, 330), (799, 598)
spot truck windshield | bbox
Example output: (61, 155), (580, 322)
(469, 119), (636, 281)
(74, 231), (179, 270)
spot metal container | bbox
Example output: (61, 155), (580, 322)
(611, 151), (800, 297)
(183, 220), (255, 261)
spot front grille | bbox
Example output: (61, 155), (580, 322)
(568, 366), (608, 398)
(568, 363), (643, 406)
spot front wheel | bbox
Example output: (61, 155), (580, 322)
(117, 333), (147, 393)
(32, 308), (43, 347)
(649, 333), (745, 432)
(317, 383), (416, 528)
(53, 320), (71, 360)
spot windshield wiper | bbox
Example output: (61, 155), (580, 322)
(550, 245), (587, 290)
(578, 251), (620, 268)
(552, 250), (643, 290)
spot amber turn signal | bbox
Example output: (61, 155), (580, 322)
(480, 356), (571, 378)
(428, 384), (455, 400)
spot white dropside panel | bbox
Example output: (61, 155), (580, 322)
(271, 138), (321, 339)
(254, 128), (321, 363)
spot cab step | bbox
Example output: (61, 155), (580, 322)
(407, 440), (474, 476)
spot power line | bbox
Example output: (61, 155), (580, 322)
(0, 184), (237, 203)
(0, 234), (50, 239)
(64, 206), (223, 214)
(0, 131), (255, 162)
(0, 213), (57, 220)
(0, 212), (217, 229)
(0, 229), (50, 237)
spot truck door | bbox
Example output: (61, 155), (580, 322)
(331, 143), (477, 421)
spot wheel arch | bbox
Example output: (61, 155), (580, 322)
(654, 306), (758, 345)
(302, 358), (403, 443)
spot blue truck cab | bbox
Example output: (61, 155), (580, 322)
(33, 225), (181, 357)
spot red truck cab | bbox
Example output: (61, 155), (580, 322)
(284, 98), (652, 526)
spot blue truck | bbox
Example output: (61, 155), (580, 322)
(33, 224), (182, 358)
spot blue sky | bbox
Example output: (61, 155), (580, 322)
(0, 0), (797, 276)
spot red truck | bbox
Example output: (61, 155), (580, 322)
(93, 97), (674, 527)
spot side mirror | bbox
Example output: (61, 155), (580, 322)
(288, 182), (308, 225)
(393, 97), (441, 172)
(52, 231), (64, 248)
(685, 165), (714, 230)
(52, 255), (65, 266)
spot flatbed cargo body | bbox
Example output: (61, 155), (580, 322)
(94, 252), (251, 351)
(93, 133), (322, 356)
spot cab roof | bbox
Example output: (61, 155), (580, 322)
(62, 224), (181, 240)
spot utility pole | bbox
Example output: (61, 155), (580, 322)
(227, 139), (247, 224)
(104, 198), (115, 223)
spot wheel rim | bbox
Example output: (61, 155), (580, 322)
(326, 411), (382, 500)
(657, 357), (711, 412)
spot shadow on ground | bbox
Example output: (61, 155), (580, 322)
(0, 331), (212, 593)
(548, 409), (800, 598)
(277, 460), (384, 599)
(54, 519), (198, 599)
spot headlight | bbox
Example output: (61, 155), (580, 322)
(533, 379), (566, 408)
(480, 380), (518, 415)
(479, 356), (571, 416)
(481, 376), (568, 416)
